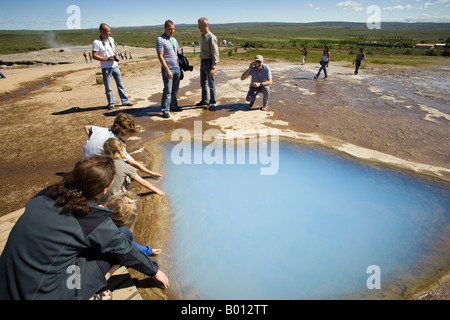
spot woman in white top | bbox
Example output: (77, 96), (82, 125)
(314, 46), (330, 80)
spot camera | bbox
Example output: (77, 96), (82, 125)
(113, 55), (119, 62)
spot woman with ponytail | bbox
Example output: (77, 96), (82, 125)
(0, 156), (169, 300)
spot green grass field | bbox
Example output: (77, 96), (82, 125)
(1, 22), (448, 66)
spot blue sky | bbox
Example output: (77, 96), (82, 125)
(0, 0), (449, 30)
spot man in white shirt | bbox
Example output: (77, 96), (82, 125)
(92, 23), (133, 110)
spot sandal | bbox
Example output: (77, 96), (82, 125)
(91, 289), (113, 300)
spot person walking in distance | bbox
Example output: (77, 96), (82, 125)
(353, 48), (366, 75)
(301, 47), (307, 65)
(314, 46), (330, 80)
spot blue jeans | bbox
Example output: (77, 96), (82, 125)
(161, 66), (181, 114)
(316, 61), (328, 78)
(246, 86), (270, 107)
(200, 59), (216, 106)
(101, 66), (129, 107)
(355, 61), (362, 74)
(118, 226), (152, 256)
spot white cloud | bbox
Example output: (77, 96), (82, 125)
(383, 0), (449, 11)
(308, 3), (320, 10)
(420, 2), (434, 9)
(383, 5), (414, 10)
(336, 1), (363, 11)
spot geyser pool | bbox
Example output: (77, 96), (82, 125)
(161, 140), (450, 299)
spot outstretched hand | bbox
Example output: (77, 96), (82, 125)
(155, 270), (169, 289)
(152, 172), (164, 178)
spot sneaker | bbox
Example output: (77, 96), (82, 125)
(208, 105), (216, 111)
(261, 105), (268, 111)
(324, 76), (328, 79)
(162, 113), (170, 118)
(122, 102), (133, 106)
(107, 105), (115, 110)
(195, 101), (208, 107)
(313, 76), (318, 80)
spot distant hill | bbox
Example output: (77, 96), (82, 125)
(288, 21), (450, 31)
(1, 21), (448, 55)
(117, 21), (450, 31)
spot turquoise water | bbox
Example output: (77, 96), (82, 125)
(161, 141), (450, 300)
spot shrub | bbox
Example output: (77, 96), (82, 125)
(424, 49), (438, 56)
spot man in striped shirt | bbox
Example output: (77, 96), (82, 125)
(156, 20), (181, 118)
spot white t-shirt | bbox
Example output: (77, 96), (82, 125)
(82, 126), (131, 161)
(92, 36), (118, 69)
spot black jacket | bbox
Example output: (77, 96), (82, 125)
(178, 53), (193, 80)
(0, 187), (159, 300)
